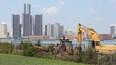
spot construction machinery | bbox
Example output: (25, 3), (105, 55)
(77, 23), (116, 54)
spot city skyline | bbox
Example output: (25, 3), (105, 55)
(0, 0), (116, 34)
(12, 4), (43, 37)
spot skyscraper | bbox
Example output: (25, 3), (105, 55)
(45, 23), (52, 37)
(51, 24), (54, 37)
(45, 25), (47, 36)
(23, 4), (32, 37)
(34, 15), (42, 35)
(59, 25), (64, 37)
(12, 14), (21, 38)
(24, 4), (31, 14)
(53, 23), (60, 38)
(110, 24), (116, 34)
(45, 23), (64, 38)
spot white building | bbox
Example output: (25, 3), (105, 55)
(0, 22), (8, 38)
(45, 23), (65, 39)
(46, 23), (52, 37)
(53, 23), (60, 38)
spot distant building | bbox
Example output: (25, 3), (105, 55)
(34, 15), (42, 35)
(53, 23), (60, 38)
(51, 24), (54, 37)
(45, 25), (47, 36)
(22, 4), (32, 37)
(0, 22), (8, 38)
(110, 24), (116, 34)
(12, 14), (21, 38)
(59, 25), (64, 37)
(45, 23), (52, 37)
(28, 35), (49, 40)
(45, 23), (64, 39)
(24, 4), (31, 14)
(110, 24), (116, 39)
(64, 30), (76, 36)
(7, 25), (13, 38)
(22, 14), (32, 36)
(99, 34), (112, 40)
(110, 25), (116, 34)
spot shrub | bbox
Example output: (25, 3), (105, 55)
(0, 42), (14, 54)
(23, 47), (37, 57)
(19, 41), (37, 56)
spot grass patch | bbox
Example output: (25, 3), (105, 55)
(0, 53), (90, 65)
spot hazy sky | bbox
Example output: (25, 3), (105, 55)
(0, 0), (116, 34)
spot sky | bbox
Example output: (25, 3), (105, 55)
(0, 0), (116, 34)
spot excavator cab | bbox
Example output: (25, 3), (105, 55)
(88, 40), (100, 49)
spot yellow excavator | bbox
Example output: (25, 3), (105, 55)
(77, 23), (116, 54)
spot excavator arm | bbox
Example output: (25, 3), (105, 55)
(77, 23), (102, 48)
(77, 23), (116, 54)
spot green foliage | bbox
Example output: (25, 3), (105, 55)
(19, 41), (32, 50)
(0, 41), (99, 64)
(47, 44), (55, 51)
(19, 41), (38, 56)
(73, 47), (98, 64)
(98, 54), (116, 65)
(23, 47), (37, 57)
(0, 42), (14, 54)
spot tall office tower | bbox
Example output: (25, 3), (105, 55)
(24, 4), (31, 14)
(12, 14), (21, 38)
(53, 23), (60, 38)
(0, 22), (8, 38)
(59, 25), (64, 36)
(51, 24), (54, 37)
(45, 23), (52, 37)
(110, 24), (116, 34)
(23, 4), (32, 37)
(45, 25), (47, 36)
(45, 23), (54, 37)
(34, 15), (42, 35)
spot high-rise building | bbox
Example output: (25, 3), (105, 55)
(58, 25), (64, 38)
(51, 24), (54, 37)
(0, 22), (8, 38)
(45, 23), (52, 37)
(45, 25), (47, 36)
(53, 23), (60, 38)
(24, 4), (31, 14)
(12, 14), (21, 38)
(110, 24), (116, 34)
(45, 23), (64, 38)
(60, 25), (64, 35)
(23, 4), (32, 37)
(22, 14), (32, 36)
(34, 15), (42, 35)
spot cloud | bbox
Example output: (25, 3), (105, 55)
(41, 6), (58, 15)
(41, 0), (64, 15)
(89, 8), (97, 14)
(58, 0), (64, 6)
